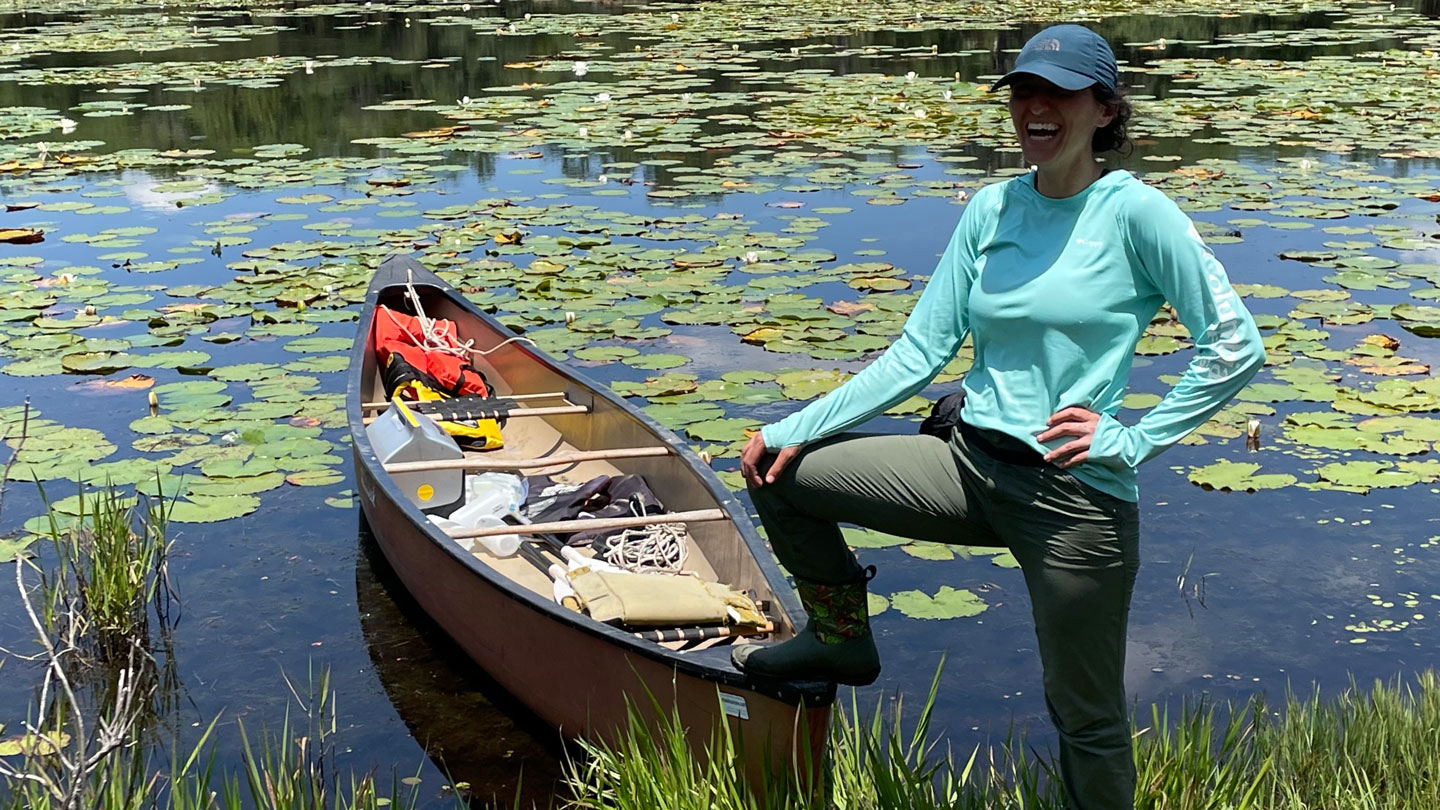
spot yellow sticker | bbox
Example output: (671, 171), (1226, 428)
(416, 484), (434, 502)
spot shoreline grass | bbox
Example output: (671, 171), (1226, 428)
(566, 667), (1440, 810)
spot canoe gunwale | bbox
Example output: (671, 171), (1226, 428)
(347, 254), (835, 709)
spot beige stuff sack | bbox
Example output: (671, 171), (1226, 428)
(568, 569), (765, 627)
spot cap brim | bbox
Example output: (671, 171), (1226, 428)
(989, 64), (1097, 93)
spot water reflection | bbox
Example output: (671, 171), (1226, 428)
(355, 521), (566, 808)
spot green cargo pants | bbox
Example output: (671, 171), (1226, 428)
(751, 427), (1140, 810)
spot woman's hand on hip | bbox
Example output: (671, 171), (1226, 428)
(740, 433), (802, 487)
(1036, 407), (1100, 469)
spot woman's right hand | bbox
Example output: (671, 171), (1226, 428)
(739, 433), (803, 488)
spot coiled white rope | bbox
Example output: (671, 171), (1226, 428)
(602, 503), (690, 574)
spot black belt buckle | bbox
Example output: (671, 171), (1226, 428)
(959, 420), (1046, 467)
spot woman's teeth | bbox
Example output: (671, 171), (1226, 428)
(1027, 123), (1059, 140)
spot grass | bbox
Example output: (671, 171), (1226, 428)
(564, 668), (1440, 810)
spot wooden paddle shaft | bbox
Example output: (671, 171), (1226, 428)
(634, 622), (774, 643)
(385, 446), (672, 474)
(444, 509), (727, 540)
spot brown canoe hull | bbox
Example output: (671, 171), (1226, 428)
(357, 463), (831, 787)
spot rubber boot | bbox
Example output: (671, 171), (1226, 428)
(732, 566), (880, 685)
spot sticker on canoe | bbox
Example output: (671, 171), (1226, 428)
(719, 692), (749, 720)
(417, 484), (434, 502)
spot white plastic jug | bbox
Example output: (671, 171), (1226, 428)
(452, 472), (528, 526)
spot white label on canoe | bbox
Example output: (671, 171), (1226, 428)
(719, 692), (749, 720)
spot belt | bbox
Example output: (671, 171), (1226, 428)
(958, 419), (1046, 467)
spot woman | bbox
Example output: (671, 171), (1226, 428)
(734, 24), (1266, 810)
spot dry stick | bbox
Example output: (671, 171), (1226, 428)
(360, 391), (570, 411)
(444, 509), (727, 540)
(0, 398), (29, 525)
(384, 446), (671, 474)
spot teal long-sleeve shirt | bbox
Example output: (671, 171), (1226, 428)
(760, 170), (1267, 503)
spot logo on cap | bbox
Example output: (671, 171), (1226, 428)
(1034, 38), (1061, 51)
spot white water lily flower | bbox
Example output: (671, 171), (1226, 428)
(459, 95), (471, 106)
(956, 190), (969, 202)
(914, 108), (926, 119)
(671, 12), (679, 21)
(943, 89), (953, 101)
(1300, 158), (1313, 171)
(931, 44), (938, 54)
(57, 272), (74, 284)
(524, 12), (532, 20)
(578, 126), (588, 138)
(462, 3), (470, 10)
(573, 61), (588, 76)
(598, 174), (608, 184)
(58, 118), (77, 134)
(220, 432), (240, 446)
(507, 22), (516, 33)
(305, 60), (315, 74)
(791, 47), (800, 56)
(744, 251), (760, 264)
(905, 71), (916, 82)
(623, 129), (633, 139)
(682, 92), (691, 102)
(594, 92), (611, 103)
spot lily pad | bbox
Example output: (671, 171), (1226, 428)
(889, 586), (988, 620)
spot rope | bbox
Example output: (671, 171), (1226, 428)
(394, 264), (538, 358)
(601, 502), (690, 574)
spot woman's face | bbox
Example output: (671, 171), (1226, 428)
(1007, 74), (1114, 171)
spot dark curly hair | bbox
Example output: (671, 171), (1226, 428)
(1090, 85), (1133, 156)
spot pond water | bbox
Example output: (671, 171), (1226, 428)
(3, 0), (1440, 805)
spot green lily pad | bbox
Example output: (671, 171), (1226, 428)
(1188, 461), (1297, 493)
(890, 586), (988, 620)
(168, 494), (262, 523)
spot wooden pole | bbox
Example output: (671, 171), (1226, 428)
(443, 509), (727, 540)
(362, 404), (589, 425)
(361, 391), (569, 411)
(384, 446), (672, 474)
(634, 622), (774, 643)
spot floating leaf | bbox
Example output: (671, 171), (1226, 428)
(890, 586), (988, 620)
(1188, 461), (1297, 493)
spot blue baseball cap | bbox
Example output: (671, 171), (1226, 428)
(990, 24), (1118, 93)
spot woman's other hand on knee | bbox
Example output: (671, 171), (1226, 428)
(740, 433), (803, 487)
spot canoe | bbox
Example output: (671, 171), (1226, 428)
(347, 254), (834, 788)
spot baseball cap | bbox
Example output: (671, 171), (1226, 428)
(990, 24), (1118, 93)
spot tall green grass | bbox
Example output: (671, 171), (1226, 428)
(565, 669), (1440, 810)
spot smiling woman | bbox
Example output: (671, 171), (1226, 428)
(735, 23), (1267, 810)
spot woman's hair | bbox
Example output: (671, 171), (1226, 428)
(1091, 85), (1133, 155)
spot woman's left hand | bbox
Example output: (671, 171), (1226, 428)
(1036, 407), (1101, 469)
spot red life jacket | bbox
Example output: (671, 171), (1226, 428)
(373, 306), (490, 398)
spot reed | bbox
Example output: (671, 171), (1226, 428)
(562, 667), (1440, 810)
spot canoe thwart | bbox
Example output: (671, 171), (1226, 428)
(384, 446), (673, 474)
(361, 389), (580, 411)
(362, 403), (589, 426)
(444, 509), (728, 540)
